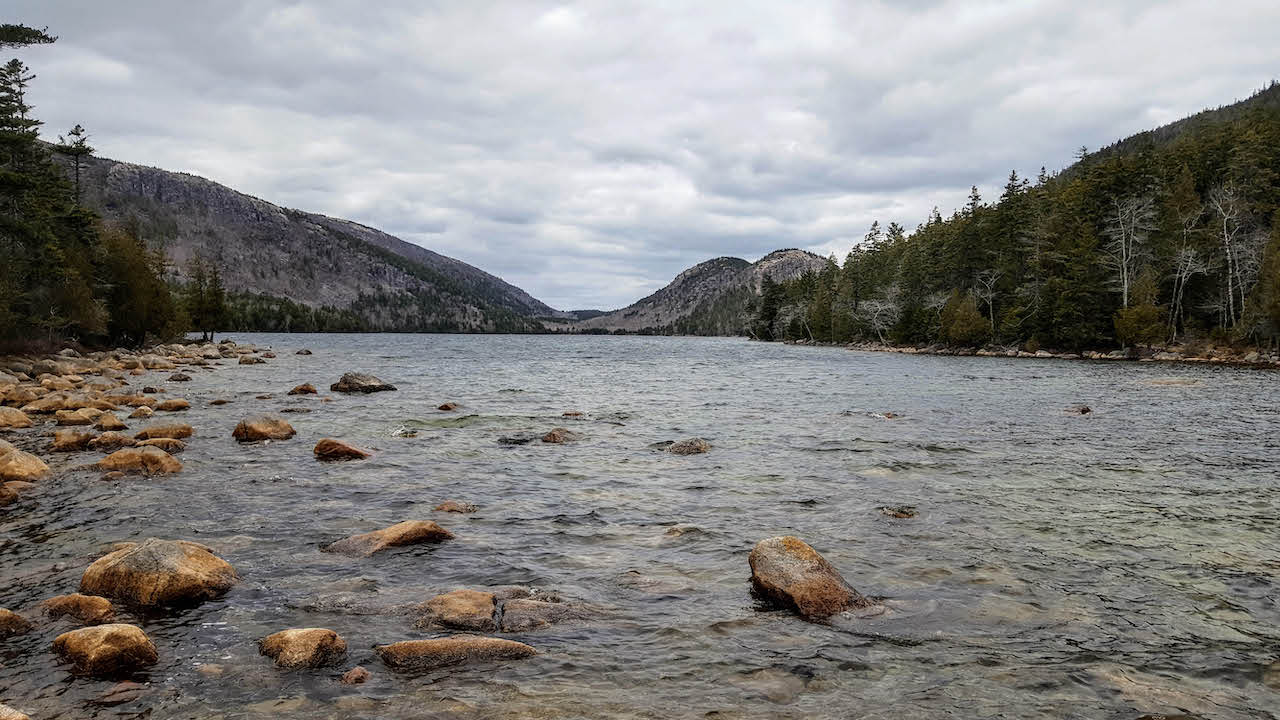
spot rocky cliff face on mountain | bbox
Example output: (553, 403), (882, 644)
(71, 153), (562, 332)
(574, 249), (828, 335)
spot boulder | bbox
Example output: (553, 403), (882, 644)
(94, 413), (127, 431)
(330, 373), (396, 393)
(209, 398), (231, 406)
(0, 608), (32, 637)
(287, 383), (317, 395)
(168, 373), (192, 382)
(668, 438), (711, 455)
(42, 593), (114, 625)
(314, 438), (371, 461)
(0, 484), (17, 506)
(324, 520), (453, 557)
(134, 423), (194, 440)
(136, 437), (186, 453)
(51, 623), (158, 677)
(21, 394), (65, 414)
(51, 428), (96, 452)
(434, 500), (478, 513)
(748, 536), (863, 620)
(416, 589), (497, 631)
(88, 431), (136, 451)
(155, 398), (190, 412)
(3, 387), (40, 408)
(232, 415), (296, 442)
(128, 406), (154, 419)
(340, 666), (370, 684)
(98, 446), (182, 474)
(55, 408), (101, 426)
(296, 349), (313, 356)
(0, 407), (32, 429)
(499, 598), (581, 632)
(80, 538), (237, 607)
(259, 628), (347, 669)
(437, 402), (459, 411)
(139, 354), (175, 370)
(0, 703), (30, 720)
(375, 635), (535, 670)
(541, 427), (579, 444)
(0, 440), (49, 482)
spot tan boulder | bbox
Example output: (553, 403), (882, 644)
(437, 402), (459, 411)
(0, 407), (32, 429)
(104, 394), (150, 407)
(0, 608), (32, 637)
(324, 520), (453, 557)
(416, 589), (497, 631)
(52, 623), (157, 676)
(232, 415), (296, 442)
(136, 437), (186, 453)
(155, 398), (190, 412)
(80, 538), (237, 607)
(287, 383), (317, 395)
(140, 355), (175, 370)
(330, 372), (396, 393)
(41, 376), (76, 391)
(128, 406), (154, 419)
(668, 438), (712, 455)
(434, 500), (478, 513)
(541, 427), (579, 444)
(98, 446), (182, 474)
(376, 635), (535, 670)
(94, 413), (127, 431)
(0, 703), (30, 720)
(21, 394), (65, 414)
(0, 440), (49, 482)
(340, 666), (370, 684)
(238, 355), (264, 365)
(55, 408), (101, 426)
(4, 387), (40, 407)
(748, 536), (864, 620)
(314, 438), (371, 461)
(133, 423), (193, 440)
(42, 593), (114, 625)
(51, 429), (96, 452)
(89, 432), (136, 452)
(258, 628), (347, 668)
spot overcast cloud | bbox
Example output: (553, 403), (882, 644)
(9, 1), (1278, 310)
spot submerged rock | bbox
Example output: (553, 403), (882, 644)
(296, 349), (313, 356)
(330, 373), (396, 394)
(136, 437), (186, 453)
(42, 593), (114, 625)
(0, 608), (32, 637)
(437, 402), (459, 411)
(415, 589), (497, 631)
(434, 500), (478, 513)
(667, 437), (712, 455)
(878, 505), (917, 519)
(80, 538), (237, 607)
(168, 373), (191, 382)
(98, 446), (182, 474)
(134, 423), (194, 440)
(52, 623), (158, 677)
(340, 665), (370, 684)
(748, 536), (864, 620)
(232, 415), (296, 442)
(287, 383), (317, 396)
(375, 635), (535, 670)
(314, 438), (371, 461)
(541, 427), (579, 444)
(1066, 405), (1092, 415)
(500, 598), (581, 632)
(324, 520), (453, 557)
(259, 628), (347, 669)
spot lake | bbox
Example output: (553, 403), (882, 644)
(2, 333), (1278, 718)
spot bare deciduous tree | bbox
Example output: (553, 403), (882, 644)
(1103, 194), (1156, 307)
(974, 268), (1002, 333)
(858, 284), (901, 344)
(1208, 183), (1249, 327)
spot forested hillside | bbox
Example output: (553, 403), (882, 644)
(756, 83), (1280, 351)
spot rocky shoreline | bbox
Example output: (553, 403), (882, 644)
(783, 339), (1280, 368)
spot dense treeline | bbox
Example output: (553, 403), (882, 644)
(756, 83), (1280, 351)
(0, 25), (182, 347)
(222, 292), (366, 333)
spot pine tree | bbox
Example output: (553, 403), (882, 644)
(55, 124), (93, 205)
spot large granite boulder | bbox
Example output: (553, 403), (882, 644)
(97, 446), (182, 474)
(52, 624), (158, 677)
(748, 536), (864, 620)
(376, 635), (535, 670)
(324, 520), (453, 557)
(232, 415), (296, 442)
(330, 373), (396, 393)
(259, 628), (347, 668)
(80, 538), (237, 607)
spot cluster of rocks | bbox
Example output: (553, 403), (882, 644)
(840, 340), (1280, 367)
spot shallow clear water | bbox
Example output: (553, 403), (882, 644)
(2, 334), (1278, 719)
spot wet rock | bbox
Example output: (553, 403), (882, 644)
(98, 446), (182, 474)
(95, 680), (147, 706)
(140, 354), (175, 370)
(667, 437), (712, 455)
(0, 407), (33, 429)
(94, 413), (127, 431)
(287, 383), (317, 395)
(340, 665), (370, 684)
(279, 407), (311, 414)
(562, 410), (584, 417)
(0, 608), (32, 637)
(168, 372), (191, 382)
(1066, 405), (1092, 415)
(0, 703), (30, 719)
(498, 434), (538, 446)
(314, 438), (372, 461)
(209, 398), (231, 406)
(80, 538), (237, 607)
(101, 471), (125, 481)
(155, 398), (190, 412)
(3, 387), (40, 408)
(434, 500), (478, 513)
(748, 536), (864, 620)
(141, 386), (163, 394)
(390, 426), (418, 438)
(499, 598), (580, 632)
(52, 623), (158, 677)
(56, 407), (101, 426)
(128, 406), (154, 419)
(541, 427), (579, 444)
(259, 628), (347, 669)
(51, 428), (96, 452)
(233, 415), (296, 442)
(296, 349), (313, 355)
(330, 372), (396, 394)
(238, 355), (265, 365)
(89, 431), (136, 451)
(0, 440), (49, 482)
(134, 436), (185, 454)
(324, 520), (453, 557)
(878, 505), (917, 519)
(375, 635), (535, 670)
(437, 402), (459, 411)
(416, 589), (497, 631)
(134, 423), (194, 440)
(42, 593), (114, 625)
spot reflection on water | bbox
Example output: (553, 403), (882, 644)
(2, 334), (1278, 719)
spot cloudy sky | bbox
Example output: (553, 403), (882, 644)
(9, 1), (1278, 310)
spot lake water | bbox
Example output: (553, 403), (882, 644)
(2, 334), (1279, 719)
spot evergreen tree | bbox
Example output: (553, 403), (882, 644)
(55, 124), (93, 205)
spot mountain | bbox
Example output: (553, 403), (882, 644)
(69, 152), (562, 332)
(573, 249), (828, 334)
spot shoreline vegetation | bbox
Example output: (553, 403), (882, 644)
(781, 338), (1280, 368)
